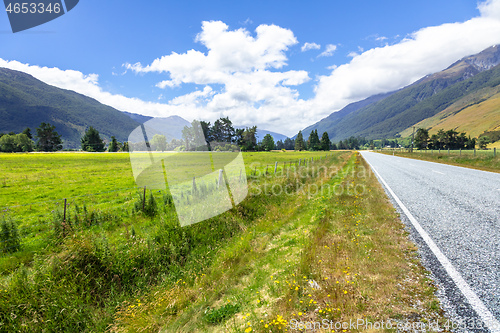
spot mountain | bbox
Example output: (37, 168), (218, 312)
(0, 68), (140, 148)
(303, 45), (500, 141)
(298, 91), (396, 139)
(254, 129), (288, 142)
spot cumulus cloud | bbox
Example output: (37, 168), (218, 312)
(312, 0), (500, 117)
(301, 42), (321, 52)
(124, 20), (311, 133)
(318, 44), (337, 57)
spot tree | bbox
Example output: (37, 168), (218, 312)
(108, 136), (120, 152)
(212, 117), (235, 143)
(307, 130), (321, 151)
(15, 134), (34, 152)
(22, 127), (32, 139)
(478, 136), (490, 149)
(150, 134), (167, 151)
(120, 141), (129, 152)
(261, 134), (275, 151)
(0, 134), (15, 152)
(200, 121), (212, 144)
(276, 140), (284, 150)
(36, 122), (63, 152)
(414, 128), (429, 150)
(81, 126), (105, 152)
(320, 131), (331, 151)
(294, 131), (306, 151)
(240, 126), (257, 151)
(283, 137), (294, 150)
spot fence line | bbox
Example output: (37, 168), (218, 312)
(0, 153), (337, 258)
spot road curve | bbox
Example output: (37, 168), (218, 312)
(361, 151), (500, 333)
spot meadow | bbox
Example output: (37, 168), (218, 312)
(0, 151), (447, 332)
(377, 148), (500, 173)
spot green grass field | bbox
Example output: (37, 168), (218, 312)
(0, 151), (448, 332)
(377, 148), (500, 173)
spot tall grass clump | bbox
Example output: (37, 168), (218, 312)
(0, 216), (21, 253)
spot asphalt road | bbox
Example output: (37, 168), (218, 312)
(360, 151), (500, 333)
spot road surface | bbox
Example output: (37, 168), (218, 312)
(361, 151), (500, 333)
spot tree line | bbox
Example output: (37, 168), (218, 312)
(414, 128), (492, 150)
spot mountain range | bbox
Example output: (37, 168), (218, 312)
(0, 68), (288, 148)
(302, 45), (500, 141)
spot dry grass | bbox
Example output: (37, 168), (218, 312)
(110, 153), (448, 333)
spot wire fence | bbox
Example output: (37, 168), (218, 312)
(377, 147), (498, 158)
(0, 153), (336, 260)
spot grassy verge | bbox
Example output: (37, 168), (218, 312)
(111, 153), (447, 332)
(0, 151), (342, 332)
(377, 149), (499, 173)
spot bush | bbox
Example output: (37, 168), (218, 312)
(0, 217), (21, 253)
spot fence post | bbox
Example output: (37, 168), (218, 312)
(218, 169), (223, 188)
(299, 159), (301, 167)
(448, 148), (450, 155)
(192, 177), (197, 195)
(460, 148), (461, 156)
(63, 198), (67, 224)
(274, 161), (278, 174)
(474, 148), (476, 157)
(266, 165), (268, 175)
(254, 166), (257, 176)
(143, 186), (146, 211)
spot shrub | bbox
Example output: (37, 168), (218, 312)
(0, 217), (21, 253)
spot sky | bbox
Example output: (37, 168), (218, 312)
(1, 0), (500, 137)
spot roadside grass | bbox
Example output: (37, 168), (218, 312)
(111, 152), (448, 332)
(377, 149), (500, 173)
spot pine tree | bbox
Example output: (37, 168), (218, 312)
(262, 134), (275, 151)
(36, 122), (63, 152)
(294, 131), (306, 151)
(320, 131), (331, 151)
(108, 136), (120, 152)
(308, 130), (320, 151)
(81, 126), (105, 152)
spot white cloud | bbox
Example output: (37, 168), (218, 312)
(301, 42), (321, 52)
(478, 0), (500, 18)
(312, 0), (500, 119)
(318, 44), (337, 57)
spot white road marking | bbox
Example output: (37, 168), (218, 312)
(432, 170), (445, 175)
(364, 156), (500, 333)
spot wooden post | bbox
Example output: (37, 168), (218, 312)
(254, 166), (257, 176)
(218, 169), (223, 188)
(192, 177), (197, 195)
(460, 148), (462, 156)
(474, 148), (476, 157)
(266, 165), (268, 175)
(143, 186), (146, 211)
(274, 161), (278, 174)
(63, 198), (67, 224)
(448, 148), (450, 155)
(299, 159), (301, 167)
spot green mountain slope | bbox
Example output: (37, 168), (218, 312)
(304, 45), (500, 141)
(0, 68), (141, 148)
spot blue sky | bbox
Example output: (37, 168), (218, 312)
(1, 0), (500, 136)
